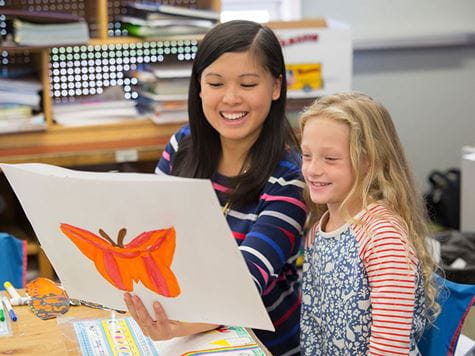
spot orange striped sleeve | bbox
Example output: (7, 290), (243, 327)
(354, 206), (418, 355)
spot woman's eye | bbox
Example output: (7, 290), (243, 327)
(241, 83), (258, 88)
(325, 157), (338, 161)
(207, 82), (222, 87)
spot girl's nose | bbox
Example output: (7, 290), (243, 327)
(307, 159), (324, 176)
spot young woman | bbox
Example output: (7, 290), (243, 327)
(125, 20), (307, 355)
(299, 92), (439, 355)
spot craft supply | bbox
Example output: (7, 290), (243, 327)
(9, 296), (31, 306)
(25, 278), (70, 320)
(29, 295), (70, 320)
(3, 281), (29, 305)
(2, 296), (17, 322)
(0, 304), (11, 337)
(155, 325), (266, 355)
(4, 281), (21, 300)
(26, 277), (67, 298)
(73, 317), (158, 356)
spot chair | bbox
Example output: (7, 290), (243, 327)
(418, 274), (475, 356)
(0, 233), (27, 289)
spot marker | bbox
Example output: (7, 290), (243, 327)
(0, 307), (4, 322)
(2, 296), (17, 322)
(3, 282), (29, 305)
(9, 296), (30, 306)
(4, 281), (22, 302)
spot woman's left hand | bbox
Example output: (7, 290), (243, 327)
(124, 293), (218, 340)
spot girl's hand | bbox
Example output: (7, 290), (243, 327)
(123, 293), (218, 340)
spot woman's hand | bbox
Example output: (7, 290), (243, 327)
(123, 293), (218, 340)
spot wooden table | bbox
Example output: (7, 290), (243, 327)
(0, 303), (271, 355)
(0, 303), (113, 355)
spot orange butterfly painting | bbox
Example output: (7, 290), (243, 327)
(60, 224), (181, 297)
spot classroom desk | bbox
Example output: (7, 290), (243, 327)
(0, 303), (112, 355)
(0, 302), (271, 355)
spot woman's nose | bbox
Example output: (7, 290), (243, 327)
(222, 86), (241, 104)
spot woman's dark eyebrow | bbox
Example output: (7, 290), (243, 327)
(239, 73), (260, 78)
(203, 73), (260, 78)
(203, 73), (222, 78)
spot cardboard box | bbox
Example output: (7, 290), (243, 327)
(269, 19), (352, 98)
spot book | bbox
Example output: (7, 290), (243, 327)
(140, 91), (188, 102)
(0, 91), (41, 108)
(1, 8), (85, 24)
(52, 86), (140, 126)
(123, 22), (208, 38)
(0, 78), (42, 93)
(0, 104), (32, 120)
(13, 19), (89, 46)
(151, 64), (192, 79)
(53, 100), (139, 126)
(126, 2), (220, 21)
(0, 113), (46, 134)
(120, 15), (214, 29)
(0, 78), (42, 109)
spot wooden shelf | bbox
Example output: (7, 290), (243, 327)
(0, 0), (221, 166)
(0, 120), (183, 167)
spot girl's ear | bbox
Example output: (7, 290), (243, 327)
(362, 156), (371, 174)
(272, 75), (282, 101)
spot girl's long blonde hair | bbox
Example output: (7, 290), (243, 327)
(300, 92), (439, 320)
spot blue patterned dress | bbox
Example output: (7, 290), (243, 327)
(301, 204), (426, 355)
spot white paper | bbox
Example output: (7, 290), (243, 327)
(0, 163), (274, 331)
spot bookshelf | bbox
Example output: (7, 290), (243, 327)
(0, 0), (220, 280)
(0, 0), (221, 167)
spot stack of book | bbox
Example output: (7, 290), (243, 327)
(1, 9), (89, 46)
(131, 64), (190, 124)
(0, 77), (46, 134)
(121, 2), (219, 38)
(53, 86), (140, 127)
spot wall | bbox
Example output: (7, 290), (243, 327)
(301, 0), (475, 191)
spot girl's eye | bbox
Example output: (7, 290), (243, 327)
(241, 83), (258, 88)
(207, 82), (222, 87)
(325, 157), (338, 162)
(302, 153), (311, 160)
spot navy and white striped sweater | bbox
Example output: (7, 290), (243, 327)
(156, 125), (307, 355)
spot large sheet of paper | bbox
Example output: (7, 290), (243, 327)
(1, 163), (273, 331)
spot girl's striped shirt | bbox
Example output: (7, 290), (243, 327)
(301, 203), (426, 355)
(157, 126), (308, 356)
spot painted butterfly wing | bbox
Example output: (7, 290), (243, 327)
(60, 224), (181, 297)
(26, 277), (68, 298)
(28, 295), (70, 320)
(125, 229), (180, 297)
(26, 278), (70, 320)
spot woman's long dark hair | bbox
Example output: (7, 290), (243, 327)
(171, 20), (297, 207)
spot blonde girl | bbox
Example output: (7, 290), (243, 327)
(299, 92), (438, 355)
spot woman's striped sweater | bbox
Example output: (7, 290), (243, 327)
(156, 126), (307, 355)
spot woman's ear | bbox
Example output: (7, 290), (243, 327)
(272, 75), (282, 101)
